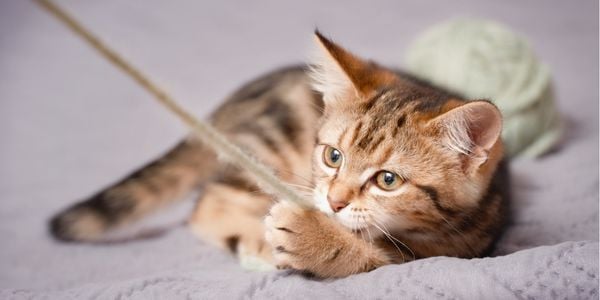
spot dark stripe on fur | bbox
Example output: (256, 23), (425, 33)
(459, 160), (510, 232)
(396, 115), (406, 128)
(237, 123), (280, 153)
(367, 134), (385, 152)
(49, 140), (210, 241)
(264, 99), (302, 148)
(216, 169), (260, 193)
(414, 184), (457, 216)
(225, 235), (240, 253)
(349, 121), (363, 144)
(392, 115), (405, 137)
(412, 95), (449, 113)
(360, 88), (392, 112)
(375, 146), (394, 165)
(356, 132), (374, 150)
(49, 191), (136, 241)
(477, 160), (511, 256)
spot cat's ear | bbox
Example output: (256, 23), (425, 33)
(309, 31), (397, 104)
(428, 101), (503, 167)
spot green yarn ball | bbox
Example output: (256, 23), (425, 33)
(405, 19), (562, 158)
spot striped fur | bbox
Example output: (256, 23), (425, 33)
(50, 33), (508, 278)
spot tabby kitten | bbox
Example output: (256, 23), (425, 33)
(50, 32), (508, 278)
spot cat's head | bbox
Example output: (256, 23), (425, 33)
(309, 31), (504, 239)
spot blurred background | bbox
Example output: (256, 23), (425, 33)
(0, 0), (597, 292)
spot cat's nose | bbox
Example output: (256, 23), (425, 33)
(328, 196), (348, 213)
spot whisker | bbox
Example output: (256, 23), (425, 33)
(365, 212), (405, 261)
(373, 219), (416, 261)
(370, 221), (406, 263)
(346, 219), (359, 257)
(365, 219), (373, 245)
(357, 216), (367, 242)
(363, 217), (374, 244)
(364, 198), (417, 261)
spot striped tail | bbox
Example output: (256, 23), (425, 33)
(49, 137), (217, 242)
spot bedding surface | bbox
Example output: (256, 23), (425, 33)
(0, 0), (597, 299)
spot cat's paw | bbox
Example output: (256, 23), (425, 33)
(264, 202), (343, 273)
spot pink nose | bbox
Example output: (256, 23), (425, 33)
(328, 197), (348, 213)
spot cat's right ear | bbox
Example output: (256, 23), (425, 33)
(309, 31), (397, 105)
(427, 100), (503, 169)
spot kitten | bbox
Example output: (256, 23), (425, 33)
(50, 32), (509, 278)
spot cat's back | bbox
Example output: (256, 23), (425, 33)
(208, 66), (323, 184)
(210, 65), (322, 133)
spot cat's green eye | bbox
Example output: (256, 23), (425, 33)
(323, 146), (343, 168)
(375, 171), (402, 191)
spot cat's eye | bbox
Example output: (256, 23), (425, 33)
(374, 171), (402, 191)
(322, 146), (343, 168)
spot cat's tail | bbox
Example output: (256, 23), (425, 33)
(49, 137), (218, 242)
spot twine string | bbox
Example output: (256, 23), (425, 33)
(34, 0), (311, 208)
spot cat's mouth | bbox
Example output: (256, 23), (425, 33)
(312, 190), (380, 236)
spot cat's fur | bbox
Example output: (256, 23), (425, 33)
(50, 32), (509, 278)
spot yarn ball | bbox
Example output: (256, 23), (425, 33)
(405, 19), (562, 158)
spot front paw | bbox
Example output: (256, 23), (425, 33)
(264, 202), (343, 273)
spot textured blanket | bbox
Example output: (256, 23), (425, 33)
(0, 0), (597, 299)
(1, 241), (598, 299)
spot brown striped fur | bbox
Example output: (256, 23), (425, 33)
(50, 32), (508, 278)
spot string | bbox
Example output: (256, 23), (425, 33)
(34, 0), (311, 208)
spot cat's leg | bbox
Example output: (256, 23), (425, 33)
(264, 202), (391, 278)
(188, 182), (274, 264)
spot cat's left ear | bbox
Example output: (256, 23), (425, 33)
(309, 31), (397, 104)
(428, 101), (503, 168)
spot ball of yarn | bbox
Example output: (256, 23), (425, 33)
(405, 19), (562, 158)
